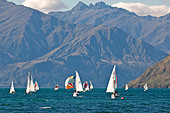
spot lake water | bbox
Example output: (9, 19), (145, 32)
(0, 88), (169, 112)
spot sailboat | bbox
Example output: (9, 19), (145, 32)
(89, 81), (93, 90)
(9, 80), (15, 94)
(25, 72), (30, 94)
(106, 65), (118, 99)
(73, 71), (83, 97)
(144, 83), (148, 91)
(83, 81), (89, 92)
(65, 76), (75, 89)
(29, 76), (35, 92)
(54, 84), (58, 90)
(125, 84), (128, 90)
(34, 81), (39, 91)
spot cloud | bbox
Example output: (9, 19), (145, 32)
(112, 2), (170, 17)
(22, 0), (67, 14)
(162, 0), (170, 4)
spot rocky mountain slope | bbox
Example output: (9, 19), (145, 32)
(0, 0), (168, 87)
(128, 55), (170, 88)
(49, 1), (170, 54)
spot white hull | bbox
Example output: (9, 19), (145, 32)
(111, 94), (115, 99)
(54, 88), (58, 90)
(73, 92), (79, 97)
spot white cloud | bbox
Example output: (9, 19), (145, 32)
(22, 0), (67, 14)
(112, 2), (170, 17)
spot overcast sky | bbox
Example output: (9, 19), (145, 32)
(7, 0), (170, 17)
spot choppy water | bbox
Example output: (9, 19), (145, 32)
(0, 88), (170, 112)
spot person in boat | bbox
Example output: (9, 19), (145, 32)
(114, 90), (118, 96)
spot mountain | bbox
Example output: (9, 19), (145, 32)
(0, 0), (168, 87)
(49, 1), (170, 54)
(128, 55), (170, 88)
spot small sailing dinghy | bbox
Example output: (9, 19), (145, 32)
(54, 84), (58, 90)
(106, 65), (118, 99)
(73, 71), (83, 97)
(9, 80), (15, 94)
(34, 81), (39, 91)
(125, 84), (128, 90)
(89, 81), (93, 90)
(25, 72), (36, 93)
(65, 76), (75, 89)
(83, 81), (89, 92)
(144, 83), (148, 91)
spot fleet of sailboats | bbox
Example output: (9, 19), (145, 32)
(8, 68), (149, 97)
(65, 71), (84, 97)
(25, 72), (39, 94)
(9, 80), (15, 94)
(106, 65), (118, 99)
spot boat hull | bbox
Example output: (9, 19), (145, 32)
(54, 88), (58, 90)
(111, 94), (115, 99)
(73, 92), (79, 97)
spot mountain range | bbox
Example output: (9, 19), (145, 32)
(0, 0), (168, 88)
(49, 1), (170, 54)
(128, 55), (170, 88)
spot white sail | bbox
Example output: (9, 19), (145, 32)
(106, 65), (117, 93)
(125, 84), (128, 90)
(89, 81), (93, 90)
(34, 81), (39, 91)
(26, 72), (30, 93)
(10, 80), (15, 93)
(75, 71), (83, 92)
(29, 76), (35, 92)
(144, 84), (148, 91)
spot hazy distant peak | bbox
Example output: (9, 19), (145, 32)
(72, 1), (89, 10)
(94, 1), (108, 9)
(0, 0), (6, 2)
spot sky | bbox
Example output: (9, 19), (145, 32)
(7, 0), (170, 17)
